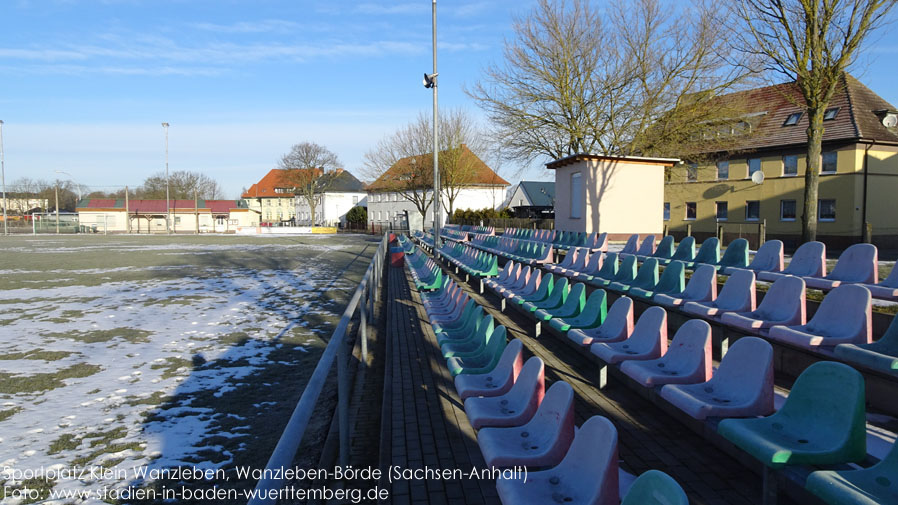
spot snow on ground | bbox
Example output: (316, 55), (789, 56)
(0, 238), (361, 502)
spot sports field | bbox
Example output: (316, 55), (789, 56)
(0, 233), (379, 503)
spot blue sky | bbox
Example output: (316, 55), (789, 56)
(1, 0), (897, 198)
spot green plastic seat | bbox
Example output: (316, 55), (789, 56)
(689, 238), (720, 268)
(576, 252), (617, 282)
(441, 315), (496, 357)
(661, 236), (696, 265)
(609, 257), (659, 293)
(647, 235), (675, 261)
(593, 254), (636, 287)
(436, 305), (486, 344)
(631, 260), (686, 299)
(805, 441), (898, 505)
(717, 238), (750, 270)
(514, 273), (555, 305)
(535, 282), (586, 322)
(523, 277), (569, 313)
(621, 470), (688, 505)
(447, 326), (508, 376)
(717, 361), (867, 469)
(549, 289), (607, 332)
(835, 313), (898, 375)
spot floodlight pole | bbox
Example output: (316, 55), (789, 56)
(0, 119), (6, 236)
(162, 122), (170, 234)
(431, 0), (441, 249)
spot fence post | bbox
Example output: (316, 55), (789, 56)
(759, 219), (766, 247)
(864, 222), (873, 244)
(716, 223), (724, 243)
(337, 333), (349, 468)
(360, 282), (368, 367)
(686, 223), (692, 237)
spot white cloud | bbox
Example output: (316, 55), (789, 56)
(355, 3), (426, 15)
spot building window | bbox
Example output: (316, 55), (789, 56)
(687, 163), (697, 182)
(783, 112), (802, 126)
(352, 195), (358, 205)
(174, 216), (181, 224)
(663, 202), (670, 221)
(823, 107), (840, 121)
(783, 155), (798, 176)
(716, 160), (729, 180)
(685, 202), (696, 220)
(716, 201), (728, 221)
(570, 172), (583, 219)
(780, 200), (796, 221)
(821, 151), (838, 173)
(818, 199), (836, 221)
(745, 201), (760, 221)
(747, 158), (761, 178)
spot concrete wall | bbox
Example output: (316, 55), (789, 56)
(77, 209), (258, 233)
(367, 186), (507, 228)
(295, 191), (367, 226)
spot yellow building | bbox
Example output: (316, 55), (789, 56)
(664, 74), (898, 249)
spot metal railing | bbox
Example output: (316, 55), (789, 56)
(248, 232), (388, 505)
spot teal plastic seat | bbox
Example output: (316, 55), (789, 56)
(447, 326), (508, 376)
(631, 260), (686, 299)
(441, 315), (496, 358)
(523, 277), (569, 313)
(805, 440), (898, 505)
(689, 238), (721, 268)
(661, 236), (696, 265)
(593, 254), (636, 287)
(621, 470), (688, 505)
(835, 313), (898, 375)
(435, 305), (486, 344)
(609, 258), (659, 293)
(549, 289), (607, 332)
(717, 361), (867, 468)
(646, 235), (675, 261)
(534, 282), (586, 322)
(717, 238), (750, 270)
(513, 273), (554, 305)
(576, 252), (616, 282)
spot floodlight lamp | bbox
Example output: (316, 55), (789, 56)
(423, 73), (438, 88)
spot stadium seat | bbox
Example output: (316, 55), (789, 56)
(715, 238), (750, 271)
(548, 289), (607, 333)
(534, 282), (586, 322)
(722, 239), (784, 276)
(660, 236), (696, 266)
(447, 326), (508, 376)
(609, 257), (659, 293)
(455, 339), (524, 400)
(835, 314), (898, 375)
(512, 272), (554, 306)
(620, 319), (712, 387)
(758, 240), (826, 282)
(621, 470), (688, 505)
(660, 336), (774, 420)
(576, 252), (617, 283)
(504, 268), (541, 302)
(568, 249), (604, 280)
(496, 416), (619, 505)
(682, 269), (756, 318)
(687, 237), (720, 268)
(803, 243), (878, 290)
(496, 266), (533, 297)
(477, 381), (576, 468)
(619, 234), (640, 256)
(464, 357), (545, 429)
(720, 275), (806, 331)
(642, 235), (674, 262)
(590, 306), (667, 364)
(567, 296), (634, 346)
(522, 276), (568, 313)
(805, 440), (898, 505)
(441, 315), (496, 358)
(545, 248), (579, 275)
(630, 260), (685, 299)
(860, 264), (898, 301)
(654, 264), (717, 308)
(592, 254), (637, 288)
(717, 361), (867, 468)
(768, 284), (872, 349)
(435, 306), (487, 345)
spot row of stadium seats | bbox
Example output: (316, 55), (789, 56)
(437, 241), (499, 279)
(483, 257), (898, 505)
(404, 237), (690, 504)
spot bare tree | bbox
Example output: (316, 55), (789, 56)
(735, 0), (895, 242)
(438, 108), (495, 218)
(140, 171), (225, 200)
(467, 0), (750, 167)
(277, 142), (340, 226)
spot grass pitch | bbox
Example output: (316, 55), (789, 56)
(0, 233), (379, 503)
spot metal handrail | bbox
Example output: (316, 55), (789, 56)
(248, 232), (388, 505)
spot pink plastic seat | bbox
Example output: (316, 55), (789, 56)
(758, 241), (826, 282)
(721, 239), (784, 276)
(568, 249), (603, 279)
(465, 357), (545, 429)
(496, 266), (532, 296)
(504, 268), (541, 301)
(455, 339), (524, 400)
(682, 269), (756, 318)
(546, 248), (579, 274)
(862, 264), (898, 301)
(620, 319), (712, 387)
(661, 336), (775, 420)
(654, 264), (717, 307)
(496, 416), (619, 505)
(590, 306), (668, 364)
(567, 297), (634, 346)
(633, 235), (656, 257)
(720, 275), (806, 331)
(768, 284), (872, 349)
(485, 262), (519, 291)
(803, 243), (878, 290)
(477, 381), (575, 468)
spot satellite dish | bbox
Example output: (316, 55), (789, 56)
(883, 113), (898, 128)
(751, 171), (765, 185)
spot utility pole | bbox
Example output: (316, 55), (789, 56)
(162, 122), (170, 234)
(55, 184), (60, 234)
(0, 120), (7, 236)
(430, 0), (441, 248)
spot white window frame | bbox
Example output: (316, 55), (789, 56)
(818, 199), (836, 222)
(745, 201), (760, 222)
(780, 200), (797, 221)
(716, 201), (728, 221)
(821, 151), (838, 174)
(685, 202), (697, 221)
(782, 155), (798, 176)
(747, 158), (761, 179)
(716, 160), (729, 181)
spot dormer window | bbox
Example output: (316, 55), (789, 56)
(783, 112), (802, 126)
(823, 107), (840, 121)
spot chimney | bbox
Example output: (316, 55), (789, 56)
(336, 168), (344, 174)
